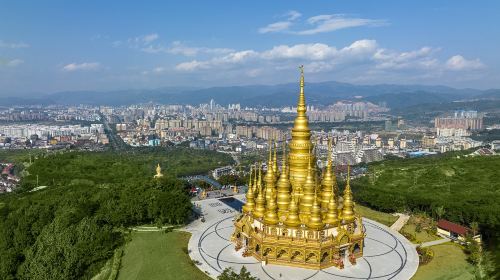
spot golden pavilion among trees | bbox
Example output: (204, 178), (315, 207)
(232, 67), (365, 269)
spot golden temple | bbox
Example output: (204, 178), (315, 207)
(232, 66), (365, 269)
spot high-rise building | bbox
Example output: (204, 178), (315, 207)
(435, 111), (483, 137)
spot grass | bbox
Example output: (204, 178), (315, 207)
(412, 243), (474, 280)
(116, 231), (211, 280)
(93, 248), (123, 280)
(356, 204), (398, 227)
(401, 223), (441, 244)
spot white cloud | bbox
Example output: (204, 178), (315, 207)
(259, 21), (293, 34)
(258, 12), (387, 35)
(128, 33), (159, 45)
(258, 10), (302, 34)
(142, 33), (159, 44)
(286, 10), (302, 21)
(262, 43), (337, 60)
(153, 67), (165, 73)
(141, 41), (234, 57)
(175, 50), (258, 71)
(62, 62), (100, 72)
(0, 40), (29, 48)
(7, 59), (24, 67)
(0, 58), (24, 67)
(445, 55), (484, 71)
(175, 60), (210, 71)
(373, 46), (440, 70)
(174, 39), (486, 82)
(297, 14), (387, 35)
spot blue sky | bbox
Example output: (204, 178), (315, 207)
(1, 0), (499, 95)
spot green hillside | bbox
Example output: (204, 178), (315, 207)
(352, 153), (500, 246)
(0, 148), (232, 280)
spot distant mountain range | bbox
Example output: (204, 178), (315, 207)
(1, 81), (499, 109)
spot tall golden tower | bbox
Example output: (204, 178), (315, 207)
(232, 67), (365, 270)
(288, 66), (314, 188)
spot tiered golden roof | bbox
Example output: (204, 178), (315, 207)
(232, 67), (365, 270)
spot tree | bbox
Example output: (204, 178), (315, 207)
(217, 266), (257, 280)
(470, 221), (479, 237)
(473, 250), (498, 280)
(434, 206), (445, 220)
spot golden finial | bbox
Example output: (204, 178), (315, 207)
(253, 163), (258, 194)
(342, 165), (355, 223)
(265, 140), (276, 203)
(258, 162), (262, 188)
(284, 192), (301, 228)
(324, 169), (339, 225)
(264, 184), (279, 225)
(347, 164), (350, 185)
(281, 139), (287, 169)
(328, 136), (333, 167)
(307, 187), (324, 230)
(253, 163), (266, 218)
(299, 148), (315, 223)
(321, 137), (335, 209)
(268, 138), (273, 163)
(272, 138), (279, 179)
(248, 165), (253, 189)
(297, 65), (306, 117)
(154, 163), (163, 178)
(276, 141), (291, 218)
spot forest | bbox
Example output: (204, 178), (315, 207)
(0, 148), (233, 280)
(351, 152), (500, 252)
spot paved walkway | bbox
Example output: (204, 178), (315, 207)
(419, 237), (451, 248)
(130, 225), (174, 232)
(390, 213), (410, 232)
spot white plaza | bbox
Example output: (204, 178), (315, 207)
(185, 195), (419, 280)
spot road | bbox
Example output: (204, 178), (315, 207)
(100, 113), (127, 150)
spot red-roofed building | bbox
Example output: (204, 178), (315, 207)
(437, 219), (481, 243)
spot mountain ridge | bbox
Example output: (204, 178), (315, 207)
(0, 81), (496, 108)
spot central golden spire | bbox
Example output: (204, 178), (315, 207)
(288, 65), (313, 190)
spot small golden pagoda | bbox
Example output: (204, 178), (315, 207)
(154, 163), (164, 178)
(232, 67), (365, 269)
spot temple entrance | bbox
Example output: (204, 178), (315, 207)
(344, 249), (350, 266)
(321, 252), (329, 263)
(340, 249), (349, 265)
(353, 243), (361, 255)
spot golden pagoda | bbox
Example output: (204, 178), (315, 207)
(232, 66), (365, 269)
(154, 163), (164, 178)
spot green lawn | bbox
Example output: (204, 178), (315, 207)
(117, 231), (211, 280)
(401, 223), (441, 244)
(412, 243), (475, 280)
(356, 204), (398, 227)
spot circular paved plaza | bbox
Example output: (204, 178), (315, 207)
(186, 196), (419, 280)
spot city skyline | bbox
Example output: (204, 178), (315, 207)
(1, 0), (500, 96)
